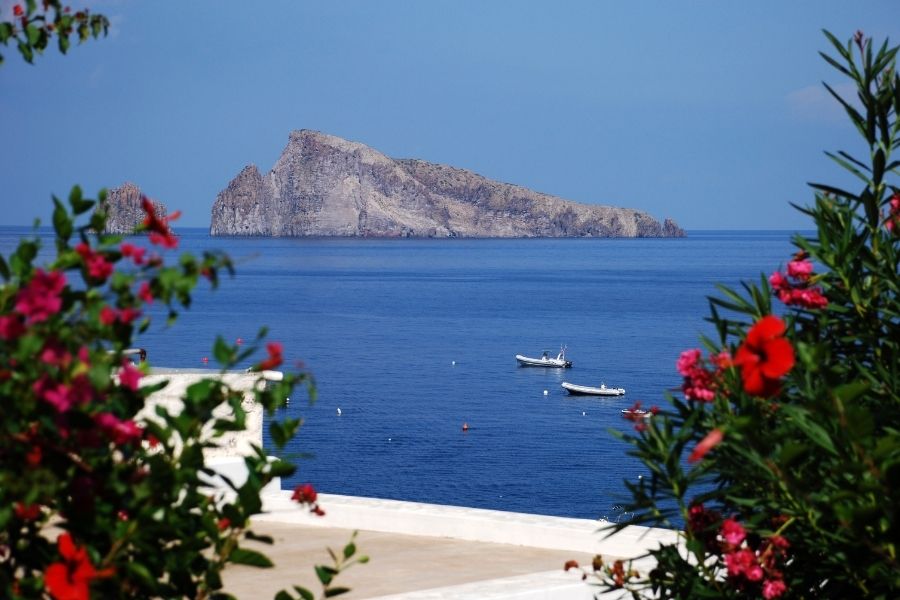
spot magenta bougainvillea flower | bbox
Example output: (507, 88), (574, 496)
(15, 269), (66, 323)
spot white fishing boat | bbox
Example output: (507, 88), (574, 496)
(561, 382), (626, 396)
(515, 347), (572, 368)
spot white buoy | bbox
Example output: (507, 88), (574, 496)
(336, 407), (342, 416)
(582, 411), (586, 416)
(451, 360), (456, 365)
(543, 390), (548, 395)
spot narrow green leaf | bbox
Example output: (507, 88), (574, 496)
(343, 542), (356, 560)
(228, 548), (274, 568)
(324, 588), (351, 598)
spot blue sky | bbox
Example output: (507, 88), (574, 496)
(1, 1), (898, 230)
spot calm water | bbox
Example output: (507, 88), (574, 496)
(0, 228), (799, 519)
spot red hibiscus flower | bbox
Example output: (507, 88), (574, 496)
(688, 428), (724, 463)
(15, 269), (66, 323)
(44, 533), (113, 600)
(733, 316), (794, 396)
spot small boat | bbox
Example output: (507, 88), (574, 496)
(516, 347), (572, 368)
(561, 382), (626, 396)
(621, 408), (652, 419)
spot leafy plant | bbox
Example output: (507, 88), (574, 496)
(572, 31), (900, 599)
(1, 8), (365, 597)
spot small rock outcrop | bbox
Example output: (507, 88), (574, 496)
(101, 183), (167, 234)
(210, 130), (685, 238)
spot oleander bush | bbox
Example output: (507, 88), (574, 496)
(576, 30), (900, 600)
(1, 4), (365, 599)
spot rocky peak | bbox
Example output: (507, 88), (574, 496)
(210, 131), (686, 239)
(101, 183), (167, 234)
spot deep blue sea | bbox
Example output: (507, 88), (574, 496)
(0, 228), (800, 520)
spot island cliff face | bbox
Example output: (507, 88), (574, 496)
(102, 183), (167, 234)
(210, 130), (684, 238)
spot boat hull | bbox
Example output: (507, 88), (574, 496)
(515, 355), (572, 368)
(561, 382), (626, 396)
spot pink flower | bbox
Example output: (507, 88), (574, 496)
(720, 518), (746, 546)
(100, 306), (141, 326)
(676, 349), (701, 376)
(725, 548), (761, 580)
(32, 375), (93, 413)
(763, 578), (787, 599)
(95, 413), (143, 445)
(75, 243), (113, 281)
(786, 259), (814, 280)
(15, 269), (66, 323)
(120, 242), (146, 265)
(40, 340), (72, 367)
(118, 360), (142, 391)
(0, 314), (25, 340)
(689, 428), (724, 463)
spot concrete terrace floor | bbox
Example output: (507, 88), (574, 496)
(223, 521), (595, 599)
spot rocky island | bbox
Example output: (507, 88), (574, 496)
(101, 182), (167, 234)
(210, 130), (684, 238)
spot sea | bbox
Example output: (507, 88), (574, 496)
(0, 228), (800, 520)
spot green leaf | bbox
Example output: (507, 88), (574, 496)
(274, 592), (294, 600)
(0, 22), (13, 43)
(52, 196), (73, 242)
(343, 542), (356, 560)
(833, 381), (870, 402)
(294, 586), (315, 600)
(228, 548), (274, 568)
(0, 255), (9, 280)
(244, 531), (274, 545)
(315, 565), (337, 586)
(324, 588), (351, 598)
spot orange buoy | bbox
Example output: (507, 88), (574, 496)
(462, 422), (469, 431)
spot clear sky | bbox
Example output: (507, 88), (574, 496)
(1, 1), (898, 230)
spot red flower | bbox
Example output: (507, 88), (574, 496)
(44, 533), (113, 600)
(292, 483), (317, 504)
(292, 483), (325, 516)
(217, 517), (231, 531)
(720, 518), (746, 546)
(14, 502), (41, 521)
(74, 243), (113, 281)
(257, 341), (283, 371)
(13, 5), (24, 17)
(141, 196), (180, 248)
(734, 316), (794, 396)
(99, 306), (116, 326)
(26, 444), (42, 467)
(688, 428), (723, 463)
(0, 314), (25, 340)
(15, 269), (66, 323)
(120, 242), (146, 265)
(137, 281), (154, 304)
(33, 374), (94, 413)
